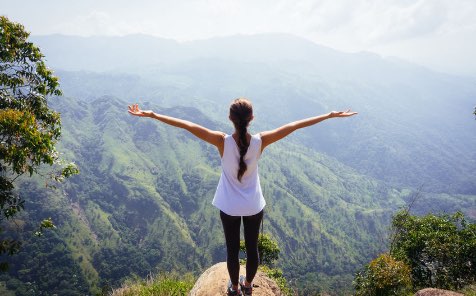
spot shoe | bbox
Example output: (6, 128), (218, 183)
(239, 275), (253, 296)
(227, 279), (242, 296)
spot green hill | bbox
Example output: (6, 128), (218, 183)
(1, 34), (475, 295)
(2, 94), (474, 295)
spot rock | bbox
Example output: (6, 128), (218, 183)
(414, 288), (464, 296)
(189, 262), (284, 296)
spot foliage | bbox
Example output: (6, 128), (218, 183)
(2, 95), (475, 295)
(459, 284), (476, 296)
(356, 210), (476, 295)
(353, 253), (412, 296)
(240, 233), (280, 267)
(109, 272), (194, 296)
(390, 210), (476, 290)
(34, 217), (56, 237)
(0, 28), (473, 295)
(0, 200), (91, 295)
(260, 265), (295, 296)
(240, 234), (295, 295)
(0, 16), (78, 265)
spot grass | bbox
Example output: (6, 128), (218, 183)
(110, 272), (195, 296)
(459, 284), (476, 296)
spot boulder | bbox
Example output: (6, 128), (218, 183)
(190, 262), (283, 296)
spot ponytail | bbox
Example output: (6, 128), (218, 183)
(237, 120), (249, 182)
(229, 98), (253, 182)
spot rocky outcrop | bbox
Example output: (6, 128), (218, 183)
(415, 288), (464, 296)
(190, 262), (283, 296)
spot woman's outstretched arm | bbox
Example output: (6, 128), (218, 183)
(260, 110), (357, 152)
(128, 104), (225, 155)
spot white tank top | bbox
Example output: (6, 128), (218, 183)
(212, 133), (266, 216)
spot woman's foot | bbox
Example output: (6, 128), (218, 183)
(227, 279), (242, 296)
(239, 275), (253, 296)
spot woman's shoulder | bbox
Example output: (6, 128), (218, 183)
(251, 134), (262, 147)
(252, 133), (262, 139)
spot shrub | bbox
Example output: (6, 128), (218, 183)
(354, 253), (412, 296)
(240, 234), (295, 295)
(390, 211), (476, 290)
(240, 233), (280, 266)
(260, 265), (295, 296)
(110, 272), (194, 296)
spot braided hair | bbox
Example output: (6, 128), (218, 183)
(229, 98), (253, 182)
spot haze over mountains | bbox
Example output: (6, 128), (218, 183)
(32, 33), (476, 193)
(2, 33), (474, 295)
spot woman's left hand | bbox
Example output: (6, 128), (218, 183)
(128, 104), (153, 117)
(329, 109), (358, 118)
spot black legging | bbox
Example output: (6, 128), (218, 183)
(220, 210), (264, 286)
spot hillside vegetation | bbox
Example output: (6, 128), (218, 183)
(1, 95), (473, 295)
(354, 211), (476, 295)
(1, 34), (475, 295)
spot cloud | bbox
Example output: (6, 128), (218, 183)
(3, 0), (475, 74)
(32, 0), (476, 48)
(56, 10), (154, 36)
(57, 11), (116, 36)
(272, 0), (475, 49)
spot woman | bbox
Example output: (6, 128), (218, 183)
(128, 98), (357, 295)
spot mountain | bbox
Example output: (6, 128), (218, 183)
(1, 33), (474, 295)
(33, 33), (476, 193)
(31, 33), (341, 72)
(2, 94), (474, 295)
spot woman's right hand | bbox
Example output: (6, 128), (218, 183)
(128, 104), (153, 117)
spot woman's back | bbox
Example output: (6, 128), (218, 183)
(212, 134), (266, 216)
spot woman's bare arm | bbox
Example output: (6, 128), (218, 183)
(128, 104), (225, 155)
(260, 110), (357, 152)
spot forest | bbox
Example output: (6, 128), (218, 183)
(1, 16), (475, 295)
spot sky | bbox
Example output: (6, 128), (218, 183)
(2, 0), (476, 76)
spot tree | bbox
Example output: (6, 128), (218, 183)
(353, 253), (412, 296)
(390, 210), (476, 290)
(0, 16), (78, 268)
(354, 210), (476, 294)
(240, 233), (280, 267)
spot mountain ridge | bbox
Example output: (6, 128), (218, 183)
(2, 32), (475, 295)
(53, 62), (476, 194)
(35, 30), (475, 195)
(2, 93), (474, 295)
(32, 32), (441, 76)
